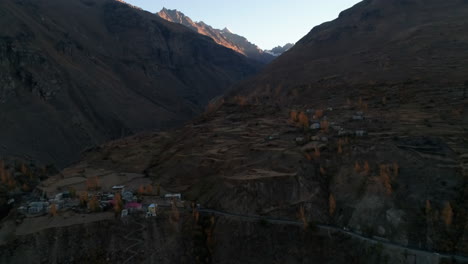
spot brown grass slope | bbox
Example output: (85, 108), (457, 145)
(0, 0), (261, 167)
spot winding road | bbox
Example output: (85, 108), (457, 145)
(198, 208), (468, 263)
(122, 219), (146, 264)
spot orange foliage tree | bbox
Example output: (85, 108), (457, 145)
(363, 161), (371, 175)
(329, 194), (336, 216)
(321, 120), (329, 132)
(441, 202), (453, 227)
(314, 109), (324, 119)
(298, 112), (309, 129)
(379, 164), (392, 195)
(297, 205), (308, 229)
(89, 196), (100, 212)
(114, 193), (123, 213)
(290, 110), (299, 122)
(49, 204), (58, 216)
(354, 162), (361, 173)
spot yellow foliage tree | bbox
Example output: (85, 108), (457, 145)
(441, 202), (453, 227)
(354, 162), (361, 173)
(314, 109), (324, 119)
(363, 161), (371, 175)
(298, 112), (309, 128)
(50, 204), (58, 216)
(337, 141), (343, 154)
(298, 205), (308, 229)
(89, 196), (100, 212)
(79, 191), (88, 207)
(379, 164), (392, 195)
(321, 120), (329, 132)
(137, 185), (145, 195)
(314, 147), (321, 159)
(114, 193), (123, 213)
(146, 184), (154, 194)
(329, 194), (336, 216)
(156, 183), (161, 196)
(290, 110), (298, 122)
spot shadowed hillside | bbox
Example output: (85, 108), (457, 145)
(0, 0), (261, 167)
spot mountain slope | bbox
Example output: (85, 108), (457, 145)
(236, 0), (468, 98)
(6, 0), (468, 263)
(0, 0), (261, 167)
(157, 8), (276, 63)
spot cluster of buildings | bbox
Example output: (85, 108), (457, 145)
(16, 184), (183, 219)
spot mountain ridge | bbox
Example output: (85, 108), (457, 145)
(157, 8), (292, 63)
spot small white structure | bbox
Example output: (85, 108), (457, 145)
(355, 130), (367, 137)
(147, 204), (157, 217)
(164, 193), (182, 200)
(310, 123), (321, 130)
(112, 185), (125, 192)
(352, 115), (364, 121)
(121, 209), (129, 218)
(55, 193), (63, 201)
(28, 202), (49, 214)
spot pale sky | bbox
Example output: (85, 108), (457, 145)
(124, 0), (363, 50)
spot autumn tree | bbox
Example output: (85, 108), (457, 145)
(113, 193), (123, 213)
(89, 196), (100, 212)
(137, 185), (145, 195)
(49, 204), (58, 216)
(171, 199), (180, 223)
(329, 194), (336, 216)
(363, 161), (371, 175)
(234, 96), (248, 106)
(79, 192), (88, 207)
(354, 162), (362, 173)
(297, 205), (308, 229)
(392, 162), (399, 178)
(379, 164), (392, 195)
(146, 184), (154, 194)
(68, 187), (77, 198)
(297, 112), (309, 129)
(314, 109), (324, 119)
(441, 202), (453, 227)
(320, 167), (326, 176)
(320, 120), (329, 132)
(314, 147), (321, 159)
(290, 110), (298, 122)
(156, 183), (161, 196)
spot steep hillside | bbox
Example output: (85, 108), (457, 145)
(5, 0), (468, 263)
(0, 0), (261, 167)
(157, 8), (276, 63)
(236, 0), (468, 97)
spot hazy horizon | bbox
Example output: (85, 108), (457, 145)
(123, 0), (362, 50)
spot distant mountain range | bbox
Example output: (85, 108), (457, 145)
(157, 8), (293, 63)
(265, 43), (294, 56)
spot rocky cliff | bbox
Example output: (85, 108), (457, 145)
(157, 8), (276, 64)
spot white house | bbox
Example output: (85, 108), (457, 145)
(164, 193), (182, 200)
